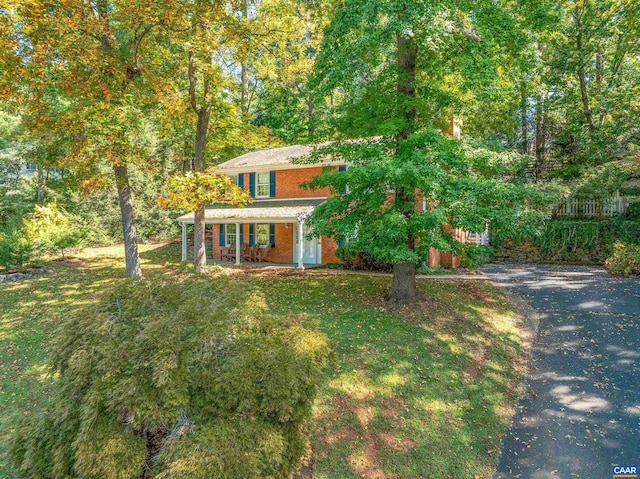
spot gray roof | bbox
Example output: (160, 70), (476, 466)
(177, 198), (326, 224)
(217, 143), (334, 170)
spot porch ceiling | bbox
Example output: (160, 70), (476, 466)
(176, 198), (326, 224)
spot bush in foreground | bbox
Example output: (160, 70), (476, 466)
(10, 276), (331, 478)
(605, 242), (640, 276)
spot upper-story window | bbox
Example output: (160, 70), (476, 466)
(229, 174), (238, 185)
(256, 173), (270, 198)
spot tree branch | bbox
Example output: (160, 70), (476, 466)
(188, 51), (199, 113)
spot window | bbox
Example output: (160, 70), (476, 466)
(255, 224), (270, 245)
(225, 224), (237, 246)
(229, 174), (238, 185)
(256, 173), (270, 198)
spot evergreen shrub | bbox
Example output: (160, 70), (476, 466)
(10, 276), (331, 478)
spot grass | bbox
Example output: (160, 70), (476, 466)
(0, 243), (525, 478)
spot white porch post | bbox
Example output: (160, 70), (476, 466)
(235, 223), (241, 266)
(180, 222), (187, 262)
(297, 220), (305, 270)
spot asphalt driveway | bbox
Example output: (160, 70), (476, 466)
(481, 264), (640, 479)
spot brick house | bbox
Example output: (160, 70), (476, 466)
(176, 122), (488, 269)
(177, 144), (345, 268)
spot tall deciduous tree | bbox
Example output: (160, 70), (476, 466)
(304, 132), (548, 303)
(158, 0), (278, 272)
(310, 0), (536, 302)
(182, 2), (234, 273)
(1, 0), (186, 277)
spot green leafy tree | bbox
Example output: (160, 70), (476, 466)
(1, 0), (190, 277)
(307, 0), (548, 302)
(508, 0), (640, 175)
(23, 203), (87, 259)
(0, 222), (33, 271)
(305, 130), (549, 302)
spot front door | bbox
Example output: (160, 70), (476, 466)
(303, 225), (318, 263)
(293, 224), (319, 264)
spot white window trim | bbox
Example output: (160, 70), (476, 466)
(225, 224), (237, 247)
(255, 223), (270, 245)
(256, 173), (270, 198)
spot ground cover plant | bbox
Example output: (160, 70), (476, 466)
(0, 243), (526, 478)
(605, 242), (640, 276)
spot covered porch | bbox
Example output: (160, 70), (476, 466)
(176, 199), (326, 270)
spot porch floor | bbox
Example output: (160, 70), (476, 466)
(206, 259), (322, 269)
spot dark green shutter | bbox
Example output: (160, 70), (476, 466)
(269, 171), (276, 197)
(237, 173), (244, 189)
(239, 224), (244, 244)
(219, 224), (225, 246)
(249, 224), (255, 246)
(249, 173), (256, 198)
(269, 224), (275, 247)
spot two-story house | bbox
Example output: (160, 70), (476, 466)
(176, 144), (345, 269)
(176, 121), (487, 269)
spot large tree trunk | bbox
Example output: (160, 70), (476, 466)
(36, 164), (47, 203)
(240, 0), (251, 121)
(534, 89), (547, 180)
(241, 62), (250, 120)
(574, 7), (596, 132)
(113, 162), (142, 278)
(188, 49), (212, 274)
(389, 262), (417, 304)
(389, 33), (418, 304)
(307, 95), (315, 138)
(520, 80), (529, 155)
(397, 34), (417, 136)
(192, 109), (210, 273)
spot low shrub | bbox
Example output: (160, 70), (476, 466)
(23, 203), (88, 259)
(10, 276), (332, 479)
(0, 224), (33, 271)
(335, 247), (393, 272)
(605, 242), (640, 276)
(459, 244), (492, 270)
(624, 201), (640, 221)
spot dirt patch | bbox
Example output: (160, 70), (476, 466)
(379, 432), (417, 452)
(50, 257), (89, 267)
(463, 347), (488, 379)
(353, 432), (386, 479)
(458, 282), (499, 304)
(385, 296), (435, 322)
(379, 397), (403, 420)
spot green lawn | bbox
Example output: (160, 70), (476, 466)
(0, 243), (525, 478)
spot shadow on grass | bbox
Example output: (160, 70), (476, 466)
(0, 247), (524, 479)
(235, 273), (524, 479)
(0, 243), (181, 475)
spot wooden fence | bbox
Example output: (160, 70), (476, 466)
(551, 192), (637, 218)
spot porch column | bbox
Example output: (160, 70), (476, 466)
(181, 222), (187, 262)
(235, 223), (241, 266)
(297, 220), (305, 270)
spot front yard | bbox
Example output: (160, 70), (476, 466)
(0, 243), (525, 478)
